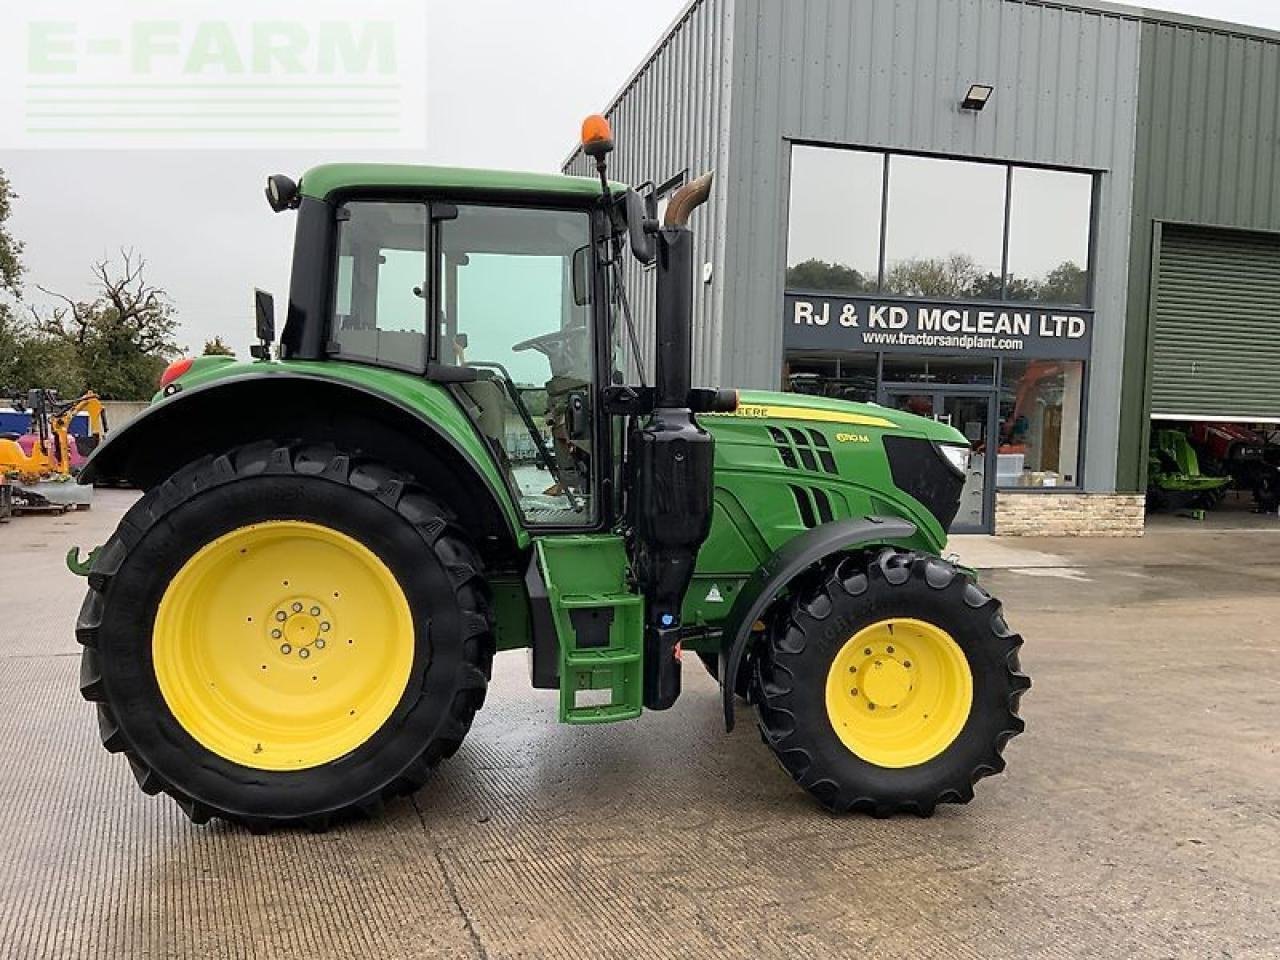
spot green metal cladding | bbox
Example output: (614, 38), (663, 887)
(1118, 15), (1280, 491)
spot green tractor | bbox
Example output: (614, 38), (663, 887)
(73, 118), (1028, 830)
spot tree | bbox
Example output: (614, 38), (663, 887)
(0, 170), (22, 299)
(202, 335), (235, 357)
(38, 251), (180, 400)
(786, 258), (873, 294)
(0, 168), (34, 395)
(1038, 261), (1087, 305)
(885, 253), (990, 299)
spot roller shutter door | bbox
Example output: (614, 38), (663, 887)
(1151, 225), (1280, 420)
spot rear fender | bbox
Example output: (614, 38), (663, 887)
(719, 516), (919, 731)
(79, 370), (528, 557)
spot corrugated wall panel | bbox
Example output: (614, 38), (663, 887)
(1151, 226), (1280, 419)
(722, 0), (1141, 492)
(1117, 19), (1280, 488)
(563, 0), (733, 388)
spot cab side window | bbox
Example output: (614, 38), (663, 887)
(331, 201), (429, 371)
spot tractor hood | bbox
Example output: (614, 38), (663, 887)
(721, 390), (968, 446)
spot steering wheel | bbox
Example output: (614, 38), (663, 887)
(511, 328), (582, 354)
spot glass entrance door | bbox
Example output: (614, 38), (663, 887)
(883, 388), (996, 533)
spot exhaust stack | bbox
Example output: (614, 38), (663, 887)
(631, 173), (717, 711)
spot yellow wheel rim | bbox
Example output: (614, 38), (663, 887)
(824, 618), (973, 768)
(153, 521), (415, 771)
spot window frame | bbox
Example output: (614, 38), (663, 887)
(327, 198), (432, 374)
(784, 141), (1100, 309)
(431, 197), (616, 531)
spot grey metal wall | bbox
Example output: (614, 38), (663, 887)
(1116, 18), (1280, 490)
(564, 0), (735, 388)
(722, 0), (1142, 492)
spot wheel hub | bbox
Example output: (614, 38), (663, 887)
(859, 655), (912, 708)
(276, 600), (332, 655)
(825, 618), (973, 768)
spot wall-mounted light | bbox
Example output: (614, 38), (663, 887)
(961, 83), (994, 112)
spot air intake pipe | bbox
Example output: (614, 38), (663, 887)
(630, 172), (716, 711)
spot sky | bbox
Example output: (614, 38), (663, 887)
(4, 0), (1280, 357)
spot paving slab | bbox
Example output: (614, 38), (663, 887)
(0, 490), (1277, 959)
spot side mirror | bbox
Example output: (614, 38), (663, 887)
(571, 245), (592, 306)
(253, 289), (275, 359)
(625, 189), (657, 265)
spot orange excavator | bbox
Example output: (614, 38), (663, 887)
(0, 389), (107, 511)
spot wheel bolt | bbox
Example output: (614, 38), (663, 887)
(310, 606), (321, 616)
(864, 648), (872, 655)
(280, 643), (291, 655)
(275, 611), (287, 622)
(299, 648), (310, 659)
(316, 639), (326, 650)
(271, 629), (282, 639)
(320, 622), (330, 632)
(292, 602), (303, 613)
(904, 660), (911, 668)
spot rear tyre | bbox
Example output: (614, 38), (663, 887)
(76, 442), (494, 830)
(753, 548), (1029, 816)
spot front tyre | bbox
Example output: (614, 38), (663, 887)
(77, 443), (494, 831)
(753, 549), (1029, 816)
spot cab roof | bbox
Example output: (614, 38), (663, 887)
(299, 163), (625, 202)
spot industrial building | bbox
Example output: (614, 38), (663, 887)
(565, 0), (1280, 534)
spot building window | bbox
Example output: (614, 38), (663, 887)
(997, 360), (1084, 488)
(785, 144), (1095, 306)
(880, 354), (996, 387)
(785, 146), (884, 295)
(1006, 168), (1092, 305)
(883, 155), (1006, 300)
(784, 351), (877, 402)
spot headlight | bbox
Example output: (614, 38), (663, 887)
(936, 442), (971, 476)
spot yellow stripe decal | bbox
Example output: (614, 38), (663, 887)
(706, 404), (897, 429)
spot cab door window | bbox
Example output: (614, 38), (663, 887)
(438, 205), (596, 526)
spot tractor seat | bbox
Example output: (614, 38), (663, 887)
(458, 380), (506, 445)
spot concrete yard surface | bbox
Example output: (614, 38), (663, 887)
(0, 489), (1277, 959)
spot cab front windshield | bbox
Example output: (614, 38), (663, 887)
(439, 205), (597, 526)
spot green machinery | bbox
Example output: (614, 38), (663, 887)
(72, 118), (1028, 830)
(1147, 428), (1231, 513)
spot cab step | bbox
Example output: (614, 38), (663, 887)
(534, 536), (644, 724)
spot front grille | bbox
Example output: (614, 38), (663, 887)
(882, 436), (964, 530)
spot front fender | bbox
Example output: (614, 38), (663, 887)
(719, 516), (919, 731)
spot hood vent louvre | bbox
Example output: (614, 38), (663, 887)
(767, 426), (839, 475)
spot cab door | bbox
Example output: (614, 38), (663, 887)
(434, 202), (603, 528)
